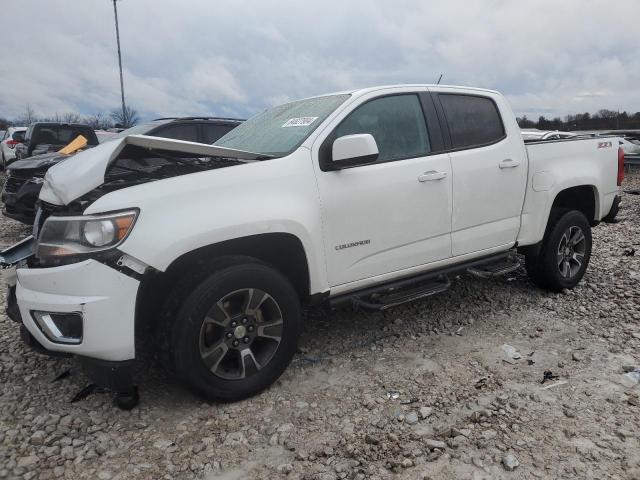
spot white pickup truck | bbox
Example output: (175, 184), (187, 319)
(1, 84), (624, 408)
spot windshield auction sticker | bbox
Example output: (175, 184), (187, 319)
(282, 117), (318, 128)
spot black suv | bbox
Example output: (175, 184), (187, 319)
(15, 123), (99, 160)
(2, 117), (243, 224)
(108, 117), (243, 144)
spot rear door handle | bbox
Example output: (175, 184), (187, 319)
(499, 159), (520, 169)
(418, 171), (448, 182)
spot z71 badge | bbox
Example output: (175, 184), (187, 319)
(597, 141), (612, 148)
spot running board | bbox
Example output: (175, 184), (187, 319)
(467, 258), (520, 278)
(351, 276), (451, 311)
(328, 250), (517, 311)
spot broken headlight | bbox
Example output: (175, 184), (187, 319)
(36, 210), (138, 260)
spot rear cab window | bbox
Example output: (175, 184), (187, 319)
(438, 94), (505, 149)
(32, 125), (98, 146)
(57, 127), (89, 145)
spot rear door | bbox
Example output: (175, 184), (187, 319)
(432, 90), (527, 256)
(313, 90), (453, 287)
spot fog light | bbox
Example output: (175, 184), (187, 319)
(31, 311), (83, 344)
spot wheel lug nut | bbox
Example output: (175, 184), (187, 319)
(233, 340), (239, 347)
(243, 337), (250, 343)
(226, 332), (233, 338)
(248, 325), (255, 332)
(242, 317), (248, 324)
(231, 321), (237, 327)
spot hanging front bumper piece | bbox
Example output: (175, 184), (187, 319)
(0, 235), (36, 269)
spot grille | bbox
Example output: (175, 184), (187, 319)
(3, 175), (26, 195)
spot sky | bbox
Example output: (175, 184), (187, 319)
(1, 0), (639, 123)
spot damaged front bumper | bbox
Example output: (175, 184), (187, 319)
(15, 258), (140, 360)
(3, 239), (141, 394)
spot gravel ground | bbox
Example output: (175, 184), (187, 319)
(0, 171), (639, 480)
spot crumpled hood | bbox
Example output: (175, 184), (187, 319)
(39, 135), (267, 206)
(7, 152), (69, 172)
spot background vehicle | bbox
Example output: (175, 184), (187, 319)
(104, 116), (244, 144)
(14, 123), (99, 160)
(2, 117), (243, 224)
(95, 130), (119, 143)
(618, 137), (640, 155)
(2, 85), (622, 408)
(0, 127), (27, 169)
(521, 129), (578, 141)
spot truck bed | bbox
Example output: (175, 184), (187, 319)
(517, 135), (620, 246)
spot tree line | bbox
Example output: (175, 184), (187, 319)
(0, 105), (140, 131)
(517, 109), (640, 131)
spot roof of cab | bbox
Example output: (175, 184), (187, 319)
(300, 84), (501, 102)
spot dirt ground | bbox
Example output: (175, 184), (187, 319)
(0, 171), (639, 480)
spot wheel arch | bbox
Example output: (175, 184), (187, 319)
(134, 233), (311, 365)
(550, 184), (599, 225)
(139, 233), (311, 312)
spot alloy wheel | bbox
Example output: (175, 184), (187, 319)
(556, 226), (586, 279)
(198, 288), (283, 380)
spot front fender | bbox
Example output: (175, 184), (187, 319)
(84, 149), (328, 294)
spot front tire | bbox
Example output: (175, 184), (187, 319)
(525, 209), (592, 292)
(168, 260), (301, 402)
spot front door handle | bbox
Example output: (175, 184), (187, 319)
(418, 171), (448, 182)
(499, 158), (520, 169)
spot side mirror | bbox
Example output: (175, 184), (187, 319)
(331, 134), (378, 168)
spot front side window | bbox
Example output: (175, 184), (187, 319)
(215, 94), (350, 157)
(334, 94), (430, 162)
(439, 94), (505, 149)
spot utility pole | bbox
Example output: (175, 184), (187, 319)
(112, 0), (127, 126)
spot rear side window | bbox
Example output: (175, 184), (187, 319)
(334, 94), (430, 162)
(12, 131), (25, 142)
(202, 124), (236, 144)
(153, 124), (200, 142)
(439, 94), (505, 149)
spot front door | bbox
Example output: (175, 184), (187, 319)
(313, 92), (453, 287)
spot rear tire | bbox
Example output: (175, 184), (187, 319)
(525, 209), (592, 292)
(166, 259), (301, 402)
